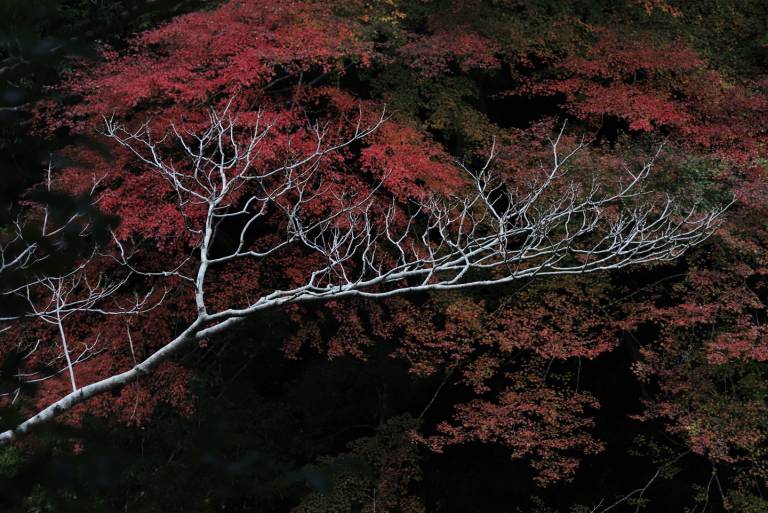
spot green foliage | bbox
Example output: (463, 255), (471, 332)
(0, 445), (20, 477)
(724, 489), (768, 513)
(294, 415), (423, 513)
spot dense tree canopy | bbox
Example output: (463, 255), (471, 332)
(1, 1), (767, 511)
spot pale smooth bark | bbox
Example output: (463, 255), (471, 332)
(0, 105), (729, 443)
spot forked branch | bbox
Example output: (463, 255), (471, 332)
(0, 105), (729, 443)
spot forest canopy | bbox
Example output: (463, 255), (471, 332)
(0, 1), (767, 512)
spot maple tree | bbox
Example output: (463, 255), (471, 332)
(1, 0), (768, 511)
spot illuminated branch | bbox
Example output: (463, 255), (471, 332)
(0, 104), (729, 443)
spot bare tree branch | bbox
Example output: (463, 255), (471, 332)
(0, 104), (730, 443)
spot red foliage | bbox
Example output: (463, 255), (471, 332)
(51, 0), (373, 126)
(399, 29), (501, 76)
(421, 381), (603, 485)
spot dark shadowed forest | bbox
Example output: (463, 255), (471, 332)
(1, 1), (768, 511)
